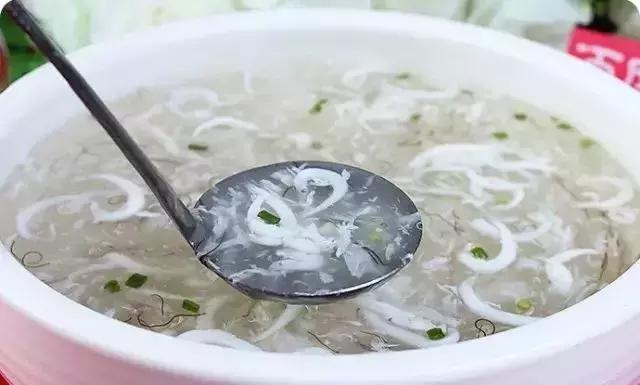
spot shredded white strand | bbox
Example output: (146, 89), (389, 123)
(193, 116), (260, 136)
(166, 87), (220, 120)
(86, 174), (146, 223)
(252, 305), (304, 342)
(545, 249), (599, 296)
(361, 310), (459, 348)
(458, 278), (540, 326)
(458, 221), (517, 274)
(574, 176), (634, 210)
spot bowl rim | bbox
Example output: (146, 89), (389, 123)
(1, 8), (640, 385)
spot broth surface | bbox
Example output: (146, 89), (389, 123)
(1, 68), (638, 353)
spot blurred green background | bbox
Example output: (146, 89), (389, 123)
(0, 12), (45, 83)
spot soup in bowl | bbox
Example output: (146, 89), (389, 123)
(1, 9), (640, 385)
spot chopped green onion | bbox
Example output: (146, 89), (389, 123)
(425, 327), (446, 341)
(182, 299), (201, 313)
(470, 246), (490, 260)
(516, 298), (534, 314)
(104, 280), (121, 294)
(188, 143), (208, 151)
(395, 72), (411, 80)
(580, 138), (596, 149)
(368, 230), (383, 243)
(492, 131), (509, 140)
(556, 122), (573, 130)
(258, 209), (281, 225)
(125, 273), (148, 289)
(311, 141), (323, 150)
(514, 112), (527, 121)
(309, 98), (328, 114)
(409, 113), (422, 123)
(494, 193), (511, 205)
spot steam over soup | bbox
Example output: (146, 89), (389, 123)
(1, 68), (639, 354)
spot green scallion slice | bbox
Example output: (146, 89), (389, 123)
(580, 138), (596, 149)
(188, 143), (208, 151)
(470, 246), (490, 260)
(425, 327), (446, 341)
(494, 193), (511, 205)
(104, 280), (121, 294)
(258, 209), (281, 225)
(395, 72), (411, 80)
(309, 98), (329, 114)
(514, 112), (527, 121)
(125, 273), (148, 289)
(492, 131), (509, 140)
(556, 122), (573, 130)
(409, 113), (422, 123)
(516, 298), (534, 313)
(182, 299), (201, 313)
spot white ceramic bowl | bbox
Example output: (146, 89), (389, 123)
(2, 9), (640, 385)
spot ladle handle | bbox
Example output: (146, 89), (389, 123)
(4, 0), (200, 244)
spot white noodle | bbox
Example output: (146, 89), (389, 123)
(458, 278), (540, 326)
(252, 305), (304, 342)
(193, 116), (260, 136)
(294, 169), (349, 217)
(166, 87), (219, 120)
(16, 192), (102, 240)
(470, 217), (552, 243)
(361, 310), (459, 348)
(86, 174), (146, 223)
(491, 189), (526, 211)
(574, 176), (634, 209)
(458, 221), (517, 274)
(409, 144), (496, 170)
(545, 248), (599, 296)
(356, 296), (437, 332)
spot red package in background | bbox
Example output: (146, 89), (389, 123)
(568, 26), (640, 90)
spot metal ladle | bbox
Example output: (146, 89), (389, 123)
(4, 0), (422, 304)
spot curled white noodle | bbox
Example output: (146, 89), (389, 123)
(166, 87), (219, 120)
(269, 250), (324, 272)
(356, 296), (437, 331)
(86, 174), (146, 223)
(361, 310), (459, 348)
(608, 207), (639, 224)
(409, 144), (496, 170)
(294, 169), (349, 217)
(465, 170), (528, 197)
(491, 189), (525, 211)
(458, 221), (517, 274)
(193, 116), (260, 136)
(458, 278), (540, 326)
(16, 192), (103, 240)
(544, 249), (598, 296)
(252, 305), (304, 342)
(470, 217), (551, 243)
(574, 176), (634, 209)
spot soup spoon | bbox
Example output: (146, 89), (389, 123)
(4, 0), (422, 304)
